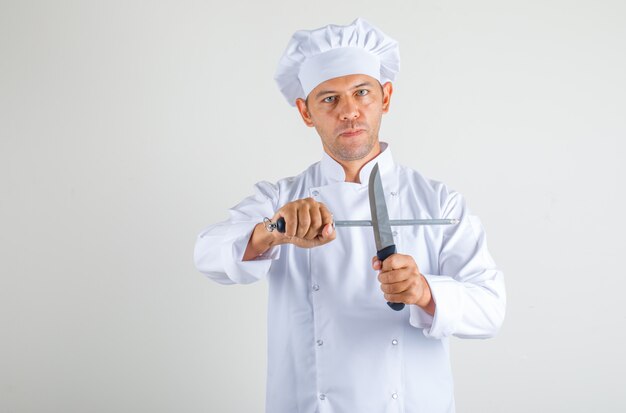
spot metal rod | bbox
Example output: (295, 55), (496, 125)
(334, 219), (459, 227)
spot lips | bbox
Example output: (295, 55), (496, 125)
(340, 129), (365, 137)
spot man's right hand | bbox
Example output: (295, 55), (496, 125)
(272, 197), (336, 248)
(243, 198), (336, 260)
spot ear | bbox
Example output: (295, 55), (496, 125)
(295, 98), (315, 127)
(381, 82), (393, 114)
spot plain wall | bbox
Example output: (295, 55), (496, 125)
(1, 0), (625, 411)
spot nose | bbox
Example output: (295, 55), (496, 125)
(339, 96), (359, 121)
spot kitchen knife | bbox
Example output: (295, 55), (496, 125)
(368, 163), (404, 311)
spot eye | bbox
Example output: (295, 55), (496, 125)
(323, 96), (336, 103)
(356, 89), (369, 96)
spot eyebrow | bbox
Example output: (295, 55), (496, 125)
(314, 82), (374, 99)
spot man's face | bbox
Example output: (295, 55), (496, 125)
(296, 74), (393, 163)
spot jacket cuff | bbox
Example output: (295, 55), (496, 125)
(409, 274), (465, 339)
(221, 222), (281, 284)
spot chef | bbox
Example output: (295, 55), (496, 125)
(194, 17), (506, 413)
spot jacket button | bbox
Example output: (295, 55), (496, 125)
(312, 190), (319, 196)
(317, 339), (324, 346)
(312, 284), (320, 291)
(319, 393), (326, 400)
(392, 393), (398, 399)
(392, 339), (398, 345)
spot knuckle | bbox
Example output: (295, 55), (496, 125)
(394, 256), (404, 268)
(385, 272), (394, 283)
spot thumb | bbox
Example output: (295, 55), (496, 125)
(319, 222), (335, 241)
(372, 256), (382, 270)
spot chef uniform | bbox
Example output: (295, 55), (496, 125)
(194, 18), (506, 413)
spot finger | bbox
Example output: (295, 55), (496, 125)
(380, 278), (413, 294)
(380, 254), (401, 271)
(377, 268), (411, 284)
(305, 207), (322, 240)
(319, 203), (334, 227)
(326, 223), (336, 238)
(383, 292), (409, 304)
(296, 206), (310, 238)
(315, 222), (336, 245)
(381, 253), (414, 272)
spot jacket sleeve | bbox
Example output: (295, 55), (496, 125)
(409, 191), (506, 339)
(193, 181), (282, 285)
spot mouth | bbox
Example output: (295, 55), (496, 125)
(339, 129), (365, 137)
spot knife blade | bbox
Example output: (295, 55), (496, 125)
(369, 163), (404, 311)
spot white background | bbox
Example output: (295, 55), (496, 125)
(1, 0), (625, 412)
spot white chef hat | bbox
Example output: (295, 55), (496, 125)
(274, 17), (400, 106)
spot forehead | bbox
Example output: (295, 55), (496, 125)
(309, 74), (380, 97)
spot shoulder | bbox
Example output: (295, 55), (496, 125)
(253, 160), (322, 201)
(395, 163), (457, 198)
(279, 159), (321, 188)
(394, 163), (466, 215)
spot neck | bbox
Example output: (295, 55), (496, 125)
(325, 141), (382, 184)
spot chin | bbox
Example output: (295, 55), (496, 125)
(333, 143), (375, 162)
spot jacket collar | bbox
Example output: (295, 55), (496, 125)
(319, 141), (394, 186)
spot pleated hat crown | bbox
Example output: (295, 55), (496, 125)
(274, 18), (400, 106)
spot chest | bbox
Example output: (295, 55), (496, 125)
(298, 181), (442, 286)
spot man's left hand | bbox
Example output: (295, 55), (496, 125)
(372, 254), (436, 316)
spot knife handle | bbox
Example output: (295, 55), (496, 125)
(377, 245), (405, 311)
(276, 217), (286, 233)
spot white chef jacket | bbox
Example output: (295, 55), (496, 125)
(194, 143), (506, 413)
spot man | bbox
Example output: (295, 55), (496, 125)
(194, 17), (506, 413)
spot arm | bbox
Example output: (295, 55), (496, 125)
(409, 191), (506, 340)
(242, 222), (278, 261)
(193, 181), (281, 285)
(194, 182), (336, 284)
